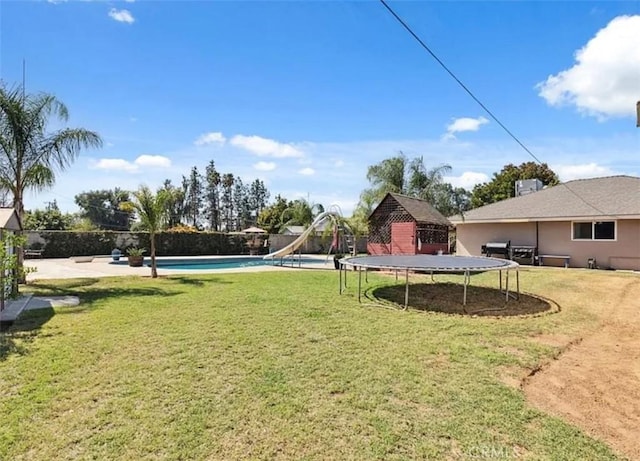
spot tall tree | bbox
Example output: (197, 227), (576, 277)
(184, 167), (203, 228)
(122, 186), (169, 278)
(23, 200), (73, 230)
(248, 179), (270, 222)
(257, 194), (291, 234)
(159, 179), (186, 228)
(407, 157), (452, 202)
(220, 173), (235, 231)
(204, 160), (221, 231)
(470, 162), (560, 208)
(0, 84), (102, 274)
(431, 183), (472, 217)
(280, 197), (324, 230)
(233, 178), (250, 230)
(359, 152), (455, 215)
(75, 188), (133, 230)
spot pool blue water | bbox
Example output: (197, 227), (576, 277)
(111, 256), (326, 270)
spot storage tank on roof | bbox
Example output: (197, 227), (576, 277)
(515, 179), (543, 196)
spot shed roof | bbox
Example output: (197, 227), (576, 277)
(450, 175), (640, 224)
(0, 208), (22, 231)
(373, 193), (451, 227)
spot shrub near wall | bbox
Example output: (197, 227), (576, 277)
(37, 231), (121, 258)
(27, 231), (247, 258)
(155, 232), (245, 256)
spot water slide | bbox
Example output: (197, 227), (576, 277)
(263, 211), (339, 260)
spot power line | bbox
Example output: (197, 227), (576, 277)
(379, 0), (545, 164)
(379, 0), (609, 216)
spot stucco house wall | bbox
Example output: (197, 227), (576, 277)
(451, 176), (640, 271)
(456, 223), (536, 257)
(456, 220), (640, 270)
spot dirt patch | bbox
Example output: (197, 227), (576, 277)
(368, 282), (554, 317)
(522, 276), (640, 460)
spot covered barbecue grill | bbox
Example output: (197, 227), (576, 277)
(482, 241), (511, 258)
(481, 241), (538, 265)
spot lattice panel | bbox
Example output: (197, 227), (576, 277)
(416, 225), (448, 244)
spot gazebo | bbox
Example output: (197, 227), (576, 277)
(367, 193), (451, 256)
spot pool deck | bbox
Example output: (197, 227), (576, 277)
(25, 255), (335, 281)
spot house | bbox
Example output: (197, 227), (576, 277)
(368, 192), (451, 255)
(281, 221), (331, 236)
(449, 176), (640, 270)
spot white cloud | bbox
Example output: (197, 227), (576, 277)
(47, 0), (67, 3)
(298, 167), (315, 176)
(537, 15), (640, 119)
(108, 8), (135, 24)
(194, 131), (226, 146)
(253, 161), (276, 172)
(124, 0), (135, 2)
(553, 163), (616, 181)
(334, 159), (345, 167)
(443, 116), (489, 140)
(94, 158), (138, 173)
(135, 155), (171, 168)
(444, 172), (489, 189)
(230, 135), (304, 158)
(93, 155), (171, 173)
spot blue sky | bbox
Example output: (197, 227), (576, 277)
(1, 1), (639, 215)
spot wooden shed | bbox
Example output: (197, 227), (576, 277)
(0, 208), (22, 312)
(367, 193), (451, 255)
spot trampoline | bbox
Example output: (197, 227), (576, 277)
(338, 255), (519, 310)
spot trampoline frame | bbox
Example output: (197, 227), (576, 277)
(338, 255), (519, 310)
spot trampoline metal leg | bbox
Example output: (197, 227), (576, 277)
(463, 270), (469, 307)
(404, 269), (409, 310)
(505, 270), (510, 302)
(358, 265), (362, 303)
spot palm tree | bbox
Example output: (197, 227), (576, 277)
(124, 186), (169, 278)
(280, 198), (324, 230)
(0, 84), (102, 276)
(362, 152), (451, 208)
(407, 157), (452, 202)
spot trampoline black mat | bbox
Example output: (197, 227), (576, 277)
(341, 255), (518, 272)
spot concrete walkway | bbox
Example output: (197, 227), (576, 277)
(1, 295), (80, 325)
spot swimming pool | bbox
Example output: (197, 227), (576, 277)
(111, 256), (328, 270)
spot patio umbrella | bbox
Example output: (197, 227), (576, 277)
(241, 226), (267, 234)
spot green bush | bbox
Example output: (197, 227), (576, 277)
(35, 231), (246, 258)
(40, 231), (120, 258)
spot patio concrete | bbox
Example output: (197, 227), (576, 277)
(24, 255), (335, 281)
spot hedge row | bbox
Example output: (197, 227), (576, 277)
(31, 231), (248, 258)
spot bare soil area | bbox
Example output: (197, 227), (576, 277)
(522, 273), (640, 460)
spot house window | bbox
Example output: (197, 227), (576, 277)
(572, 221), (616, 241)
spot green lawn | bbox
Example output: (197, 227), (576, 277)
(0, 269), (625, 460)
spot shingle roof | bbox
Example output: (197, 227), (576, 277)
(0, 208), (21, 230)
(378, 193), (451, 226)
(449, 175), (640, 223)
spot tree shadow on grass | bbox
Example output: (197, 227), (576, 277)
(1, 307), (55, 360)
(165, 275), (235, 287)
(2, 279), (187, 361)
(368, 282), (556, 317)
